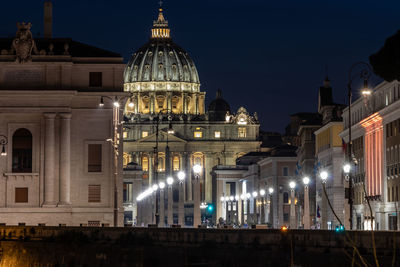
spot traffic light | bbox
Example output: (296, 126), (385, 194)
(335, 224), (345, 233)
(206, 204), (214, 213)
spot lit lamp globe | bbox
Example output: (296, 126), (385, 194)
(252, 191), (258, 198)
(177, 171), (185, 182)
(240, 194), (246, 200)
(235, 195), (240, 201)
(320, 171), (329, 183)
(229, 196), (234, 201)
(159, 181), (166, 190)
(260, 189), (266, 196)
(224, 196), (229, 201)
(246, 193), (251, 199)
(152, 184), (159, 191)
(289, 181), (296, 190)
(268, 187), (274, 194)
(193, 164), (202, 174)
(343, 163), (351, 174)
(303, 177), (310, 186)
(220, 196), (225, 202)
(166, 176), (174, 186)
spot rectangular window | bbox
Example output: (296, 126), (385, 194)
(123, 131), (128, 138)
(89, 72), (102, 87)
(88, 144), (102, 172)
(283, 167), (289, 176)
(194, 131), (202, 138)
(123, 182), (133, 203)
(142, 156), (149, 171)
(142, 131), (149, 138)
(88, 185), (101, 203)
(15, 188), (28, 203)
(238, 127), (246, 138)
(215, 131), (221, 138)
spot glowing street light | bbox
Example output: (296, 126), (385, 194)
(193, 164), (202, 175)
(252, 191), (258, 198)
(343, 163), (351, 174)
(260, 189), (266, 196)
(152, 184), (159, 191)
(268, 187), (274, 194)
(303, 176), (310, 186)
(177, 171), (185, 182)
(289, 181), (296, 190)
(320, 171), (328, 183)
(166, 176), (174, 186)
(159, 181), (166, 189)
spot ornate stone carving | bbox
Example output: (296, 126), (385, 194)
(11, 22), (37, 63)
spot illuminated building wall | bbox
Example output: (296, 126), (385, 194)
(361, 113), (383, 197)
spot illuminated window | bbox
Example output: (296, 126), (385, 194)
(194, 131), (202, 138)
(238, 127), (247, 138)
(173, 156), (180, 171)
(142, 131), (149, 138)
(215, 131), (221, 138)
(193, 152), (203, 167)
(123, 131), (128, 139)
(142, 156), (149, 171)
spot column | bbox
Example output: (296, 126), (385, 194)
(160, 189), (165, 227)
(183, 93), (187, 114)
(303, 186), (310, 229)
(149, 154), (154, 186)
(178, 181), (185, 226)
(290, 189), (296, 229)
(195, 93), (199, 115)
(183, 152), (191, 201)
(134, 93), (139, 114)
(260, 196), (265, 224)
(43, 113), (56, 206)
(59, 113), (71, 206)
(193, 176), (201, 227)
(204, 152), (213, 203)
(167, 92), (172, 111)
(237, 182), (243, 225)
(167, 185), (173, 226)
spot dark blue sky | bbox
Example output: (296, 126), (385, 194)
(1, 0), (399, 133)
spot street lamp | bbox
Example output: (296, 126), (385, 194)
(320, 171), (328, 183)
(343, 163), (351, 174)
(259, 189), (266, 224)
(99, 95), (132, 227)
(166, 175), (174, 227)
(303, 176), (310, 229)
(289, 181), (296, 229)
(0, 135), (8, 156)
(347, 62), (372, 230)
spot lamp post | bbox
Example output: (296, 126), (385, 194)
(260, 189), (266, 224)
(177, 171), (185, 226)
(0, 135), (8, 156)
(268, 187), (274, 228)
(99, 95), (133, 227)
(303, 176), (310, 229)
(252, 191), (258, 225)
(347, 62), (372, 230)
(289, 181), (296, 229)
(166, 176), (174, 226)
(159, 181), (166, 226)
(193, 164), (202, 227)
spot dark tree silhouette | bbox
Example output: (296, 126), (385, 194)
(370, 30), (400, 82)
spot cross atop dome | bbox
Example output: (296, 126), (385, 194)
(152, 1), (171, 39)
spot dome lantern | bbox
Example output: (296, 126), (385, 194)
(151, 2), (170, 39)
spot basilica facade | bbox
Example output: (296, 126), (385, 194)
(122, 7), (260, 226)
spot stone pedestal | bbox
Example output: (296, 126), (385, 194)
(193, 177), (201, 227)
(167, 186), (173, 226)
(303, 186), (310, 229)
(160, 189), (165, 227)
(178, 182), (184, 226)
(290, 189), (296, 229)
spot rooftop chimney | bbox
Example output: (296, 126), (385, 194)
(44, 1), (52, 38)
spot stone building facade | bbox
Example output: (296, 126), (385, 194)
(122, 7), (260, 226)
(0, 3), (125, 226)
(341, 80), (400, 230)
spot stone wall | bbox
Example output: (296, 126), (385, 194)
(0, 226), (398, 266)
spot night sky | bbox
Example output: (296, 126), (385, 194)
(1, 0), (399, 133)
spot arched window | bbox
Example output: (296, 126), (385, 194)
(142, 156), (149, 172)
(173, 156), (180, 171)
(157, 153), (165, 172)
(12, 128), (32, 173)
